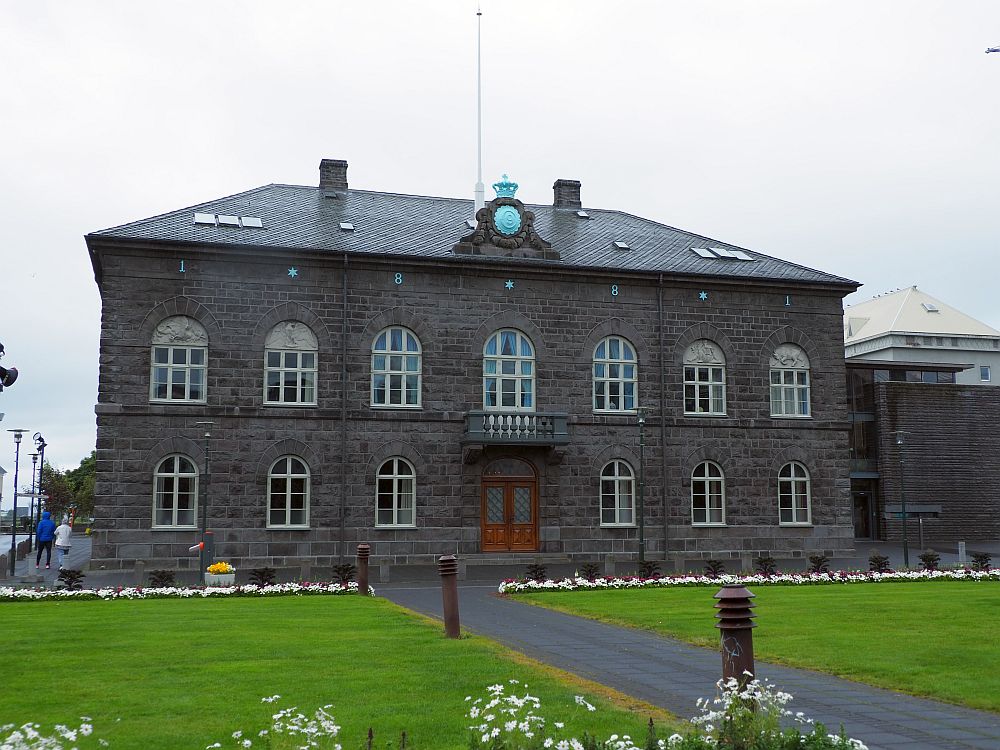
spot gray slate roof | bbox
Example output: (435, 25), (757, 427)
(90, 183), (856, 287)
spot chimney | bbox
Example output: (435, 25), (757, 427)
(553, 179), (582, 209)
(319, 158), (349, 194)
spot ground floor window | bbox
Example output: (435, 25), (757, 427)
(600, 460), (635, 526)
(778, 461), (811, 525)
(692, 461), (725, 525)
(268, 456), (310, 528)
(376, 457), (415, 527)
(153, 455), (198, 528)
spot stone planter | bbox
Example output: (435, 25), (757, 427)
(205, 572), (236, 587)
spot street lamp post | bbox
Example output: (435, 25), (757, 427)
(27, 453), (38, 552)
(637, 407), (648, 563)
(0, 466), (7, 543)
(33, 434), (46, 537)
(194, 422), (214, 584)
(7, 429), (27, 577)
(894, 431), (910, 569)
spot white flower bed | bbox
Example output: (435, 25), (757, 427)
(498, 567), (1000, 594)
(0, 581), (374, 602)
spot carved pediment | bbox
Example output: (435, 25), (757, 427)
(453, 174), (559, 260)
(770, 344), (809, 369)
(683, 339), (724, 365)
(152, 316), (208, 345)
(265, 321), (318, 350)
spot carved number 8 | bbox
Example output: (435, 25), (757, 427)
(394, 273), (403, 285)
(611, 284), (619, 297)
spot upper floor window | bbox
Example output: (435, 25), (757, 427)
(683, 340), (725, 415)
(981, 365), (991, 382)
(264, 322), (318, 406)
(150, 316), (207, 403)
(770, 344), (811, 417)
(778, 461), (811, 525)
(152, 455), (198, 529)
(600, 460), (635, 526)
(268, 456), (310, 528)
(376, 457), (416, 527)
(691, 461), (725, 525)
(372, 327), (421, 407)
(484, 329), (534, 411)
(594, 336), (637, 412)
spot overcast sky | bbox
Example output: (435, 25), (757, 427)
(1, 1), (998, 498)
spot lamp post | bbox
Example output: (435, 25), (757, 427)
(7, 429), (27, 577)
(0, 466), (7, 544)
(26, 453), (38, 552)
(636, 407), (648, 563)
(894, 431), (910, 569)
(194, 421), (214, 584)
(33, 434), (46, 537)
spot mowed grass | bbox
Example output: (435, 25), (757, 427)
(515, 581), (1000, 712)
(1, 596), (671, 749)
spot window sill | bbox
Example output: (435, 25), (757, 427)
(375, 524), (417, 529)
(266, 525), (311, 531)
(264, 402), (318, 408)
(691, 523), (727, 528)
(593, 410), (638, 416)
(369, 404), (422, 410)
(149, 399), (207, 405)
(683, 412), (727, 418)
(600, 523), (637, 529)
(779, 522), (813, 527)
(770, 414), (812, 420)
(152, 525), (198, 531)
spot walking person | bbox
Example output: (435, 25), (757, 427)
(34, 511), (56, 569)
(54, 516), (72, 570)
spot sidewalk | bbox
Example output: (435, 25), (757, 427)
(380, 582), (1000, 750)
(5, 533), (94, 585)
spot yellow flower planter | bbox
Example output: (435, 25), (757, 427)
(205, 573), (236, 587)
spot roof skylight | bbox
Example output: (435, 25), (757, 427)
(241, 217), (263, 228)
(193, 213), (216, 225)
(922, 302), (940, 313)
(711, 247), (737, 259)
(339, 222), (355, 231)
(576, 210), (590, 219)
(691, 247), (716, 259)
(613, 241), (630, 250)
(217, 215), (240, 227)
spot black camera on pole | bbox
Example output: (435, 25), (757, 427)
(0, 341), (18, 391)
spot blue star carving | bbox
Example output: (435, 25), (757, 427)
(698, 291), (708, 301)
(505, 279), (515, 290)
(288, 267), (299, 278)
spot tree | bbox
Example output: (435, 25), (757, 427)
(63, 451), (96, 517)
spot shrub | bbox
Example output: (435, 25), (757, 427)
(971, 551), (992, 571)
(703, 559), (726, 577)
(578, 562), (601, 582)
(56, 569), (86, 591)
(525, 563), (547, 582)
(808, 554), (830, 574)
(333, 563), (356, 585)
(919, 549), (940, 572)
(754, 556), (777, 575)
(250, 566), (277, 586)
(868, 551), (890, 573)
(149, 569), (176, 587)
(637, 560), (661, 579)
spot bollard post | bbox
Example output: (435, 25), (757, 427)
(357, 543), (370, 595)
(714, 584), (756, 685)
(438, 554), (461, 639)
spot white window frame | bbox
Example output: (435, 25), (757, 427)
(770, 344), (811, 417)
(150, 346), (207, 403)
(981, 365), (992, 382)
(778, 462), (811, 525)
(264, 350), (318, 406)
(691, 461), (726, 526)
(683, 340), (726, 416)
(371, 327), (422, 408)
(593, 336), (638, 413)
(150, 316), (208, 404)
(600, 460), (635, 527)
(483, 329), (535, 412)
(267, 456), (311, 529)
(152, 455), (198, 529)
(375, 457), (416, 528)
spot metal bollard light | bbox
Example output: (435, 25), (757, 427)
(714, 584), (756, 685)
(438, 554), (461, 639)
(357, 543), (370, 595)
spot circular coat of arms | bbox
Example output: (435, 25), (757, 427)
(494, 205), (522, 236)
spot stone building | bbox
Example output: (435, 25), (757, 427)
(85, 159), (858, 575)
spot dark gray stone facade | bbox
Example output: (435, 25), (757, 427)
(87, 167), (857, 573)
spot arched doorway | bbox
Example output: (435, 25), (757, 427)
(481, 457), (538, 552)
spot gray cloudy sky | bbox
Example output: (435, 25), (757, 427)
(1, 1), (998, 493)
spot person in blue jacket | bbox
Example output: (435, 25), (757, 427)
(35, 511), (56, 569)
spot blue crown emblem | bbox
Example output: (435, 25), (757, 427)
(492, 173), (518, 199)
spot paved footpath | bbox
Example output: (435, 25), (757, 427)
(380, 583), (1000, 750)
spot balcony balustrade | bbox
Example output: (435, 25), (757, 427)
(463, 410), (569, 446)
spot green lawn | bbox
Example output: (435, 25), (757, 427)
(514, 581), (1000, 712)
(1, 596), (671, 748)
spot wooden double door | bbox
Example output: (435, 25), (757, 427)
(481, 459), (538, 552)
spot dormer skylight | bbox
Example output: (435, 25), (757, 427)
(339, 222), (355, 231)
(922, 302), (940, 313)
(576, 210), (590, 219)
(192, 213), (264, 228)
(613, 241), (630, 250)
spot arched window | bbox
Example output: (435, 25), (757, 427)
(483, 329), (534, 411)
(778, 462), (811, 525)
(264, 321), (318, 405)
(691, 461), (725, 525)
(376, 458), (416, 527)
(770, 344), (811, 417)
(683, 340), (725, 415)
(593, 336), (637, 412)
(600, 460), (635, 526)
(268, 456), (310, 528)
(150, 316), (208, 403)
(152, 455), (198, 528)
(372, 327), (421, 407)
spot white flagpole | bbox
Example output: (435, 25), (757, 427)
(474, 1), (485, 212)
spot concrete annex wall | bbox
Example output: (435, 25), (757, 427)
(90, 241), (854, 570)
